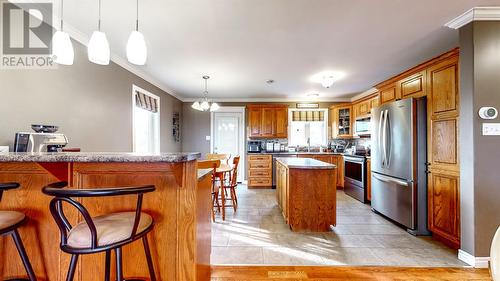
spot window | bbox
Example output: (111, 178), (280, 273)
(288, 109), (328, 147)
(133, 85), (160, 153)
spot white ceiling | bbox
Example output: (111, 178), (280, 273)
(61, 0), (500, 101)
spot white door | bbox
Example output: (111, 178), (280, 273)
(211, 108), (245, 182)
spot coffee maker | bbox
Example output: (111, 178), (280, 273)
(14, 132), (68, 152)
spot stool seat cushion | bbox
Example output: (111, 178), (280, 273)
(67, 212), (153, 248)
(0, 211), (25, 231)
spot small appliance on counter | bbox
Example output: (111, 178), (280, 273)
(14, 125), (69, 153)
(273, 142), (281, 152)
(266, 142), (274, 152)
(247, 140), (262, 153)
(0, 146), (8, 153)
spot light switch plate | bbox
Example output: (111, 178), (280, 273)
(482, 123), (500, 136)
(205, 136), (211, 141)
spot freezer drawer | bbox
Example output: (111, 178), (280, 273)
(371, 172), (415, 229)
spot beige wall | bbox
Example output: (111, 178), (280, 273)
(0, 40), (182, 152)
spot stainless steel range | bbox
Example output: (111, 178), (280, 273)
(343, 154), (368, 203)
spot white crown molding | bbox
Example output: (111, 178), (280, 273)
(350, 88), (378, 102)
(182, 97), (351, 103)
(445, 6), (500, 29)
(458, 249), (490, 268)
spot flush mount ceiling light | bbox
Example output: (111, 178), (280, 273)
(88, 0), (110, 65)
(126, 0), (147, 65)
(192, 76), (219, 112)
(52, 0), (74, 65)
(310, 71), (346, 88)
(306, 92), (320, 98)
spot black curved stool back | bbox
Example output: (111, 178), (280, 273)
(0, 182), (37, 281)
(42, 181), (157, 281)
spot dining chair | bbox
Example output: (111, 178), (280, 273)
(222, 156), (240, 211)
(197, 159), (221, 222)
(206, 154), (231, 165)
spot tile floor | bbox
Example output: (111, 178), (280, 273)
(211, 185), (467, 267)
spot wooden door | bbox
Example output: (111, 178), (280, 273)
(275, 107), (288, 138)
(426, 55), (460, 248)
(248, 106), (262, 137)
(261, 107), (275, 137)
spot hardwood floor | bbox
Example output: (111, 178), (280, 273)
(211, 266), (492, 280)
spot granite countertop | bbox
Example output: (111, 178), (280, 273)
(276, 157), (336, 169)
(0, 152), (201, 163)
(197, 168), (213, 180)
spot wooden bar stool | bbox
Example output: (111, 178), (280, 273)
(42, 181), (157, 281)
(0, 182), (37, 281)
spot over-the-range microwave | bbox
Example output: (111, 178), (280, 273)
(355, 117), (371, 136)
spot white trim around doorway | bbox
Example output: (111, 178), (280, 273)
(210, 106), (246, 183)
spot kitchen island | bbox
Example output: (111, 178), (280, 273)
(275, 157), (337, 232)
(0, 152), (210, 281)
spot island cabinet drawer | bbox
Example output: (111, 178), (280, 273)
(249, 169), (271, 177)
(248, 155), (272, 162)
(248, 178), (272, 186)
(249, 161), (271, 169)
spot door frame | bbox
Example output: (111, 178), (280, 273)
(210, 106), (246, 183)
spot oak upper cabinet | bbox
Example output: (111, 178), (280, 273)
(247, 104), (288, 138)
(248, 107), (262, 137)
(396, 70), (426, 99)
(370, 95), (380, 110)
(331, 105), (353, 138)
(426, 55), (460, 248)
(379, 84), (398, 104)
(261, 107), (275, 137)
(275, 107), (288, 138)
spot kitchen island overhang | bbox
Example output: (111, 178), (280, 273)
(275, 157), (337, 232)
(0, 152), (211, 281)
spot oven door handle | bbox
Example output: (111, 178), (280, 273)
(373, 173), (408, 186)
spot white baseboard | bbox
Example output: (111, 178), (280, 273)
(458, 249), (490, 268)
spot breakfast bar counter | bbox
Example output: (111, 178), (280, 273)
(0, 152), (210, 281)
(275, 158), (337, 232)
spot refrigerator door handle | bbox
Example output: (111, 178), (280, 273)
(373, 173), (408, 186)
(382, 109), (388, 168)
(378, 110), (385, 167)
(385, 110), (390, 167)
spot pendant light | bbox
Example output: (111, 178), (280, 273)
(88, 0), (110, 65)
(126, 0), (147, 65)
(191, 76), (219, 112)
(52, 0), (74, 65)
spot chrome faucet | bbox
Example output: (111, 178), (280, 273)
(307, 137), (311, 152)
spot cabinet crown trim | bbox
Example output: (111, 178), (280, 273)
(445, 7), (500, 29)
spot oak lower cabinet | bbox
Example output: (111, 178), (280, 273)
(427, 170), (460, 248)
(331, 155), (344, 188)
(247, 154), (272, 188)
(276, 161), (288, 222)
(247, 104), (288, 138)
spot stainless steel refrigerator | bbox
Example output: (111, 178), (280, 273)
(371, 98), (430, 236)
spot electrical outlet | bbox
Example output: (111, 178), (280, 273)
(205, 136), (211, 141)
(482, 123), (500, 136)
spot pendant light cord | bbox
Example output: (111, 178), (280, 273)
(60, 0), (64, 31)
(136, 0), (139, 31)
(98, 0), (102, 31)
